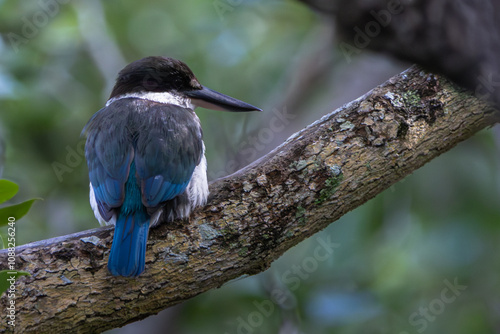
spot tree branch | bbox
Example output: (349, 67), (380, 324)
(1, 66), (498, 333)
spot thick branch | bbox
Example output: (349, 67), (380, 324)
(1, 66), (498, 333)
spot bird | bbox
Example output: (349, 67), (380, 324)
(82, 56), (261, 277)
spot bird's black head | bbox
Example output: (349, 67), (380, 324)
(109, 56), (261, 112)
(109, 56), (202, 99)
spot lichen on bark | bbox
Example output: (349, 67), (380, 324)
(0, 66), (498, 334)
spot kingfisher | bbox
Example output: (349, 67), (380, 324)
(83, 56), (261, 277)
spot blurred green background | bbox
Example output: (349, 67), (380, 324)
(1, 0), (500, 333)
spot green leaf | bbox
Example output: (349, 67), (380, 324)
(0, 198), (42, 227)
(0, 180), (19, 204)
(0, 270), (30, 297)
(0, 234), (4, 249)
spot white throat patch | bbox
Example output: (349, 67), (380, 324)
(106, 91), (195, 110)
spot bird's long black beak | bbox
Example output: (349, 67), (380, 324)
(186, 86), (262, 112)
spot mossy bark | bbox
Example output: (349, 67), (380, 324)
(0, 66), (498, 333)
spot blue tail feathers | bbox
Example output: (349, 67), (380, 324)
(108, 211), (150, 277)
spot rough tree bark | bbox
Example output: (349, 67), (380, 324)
(0, 66), (498, 333)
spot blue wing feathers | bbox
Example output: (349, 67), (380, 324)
(84, 99), (204, 276)
(141, 175), (190, 207)
(133, 103), (202, 207)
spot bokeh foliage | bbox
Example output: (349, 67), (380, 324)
(0, 0), (499, 333)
